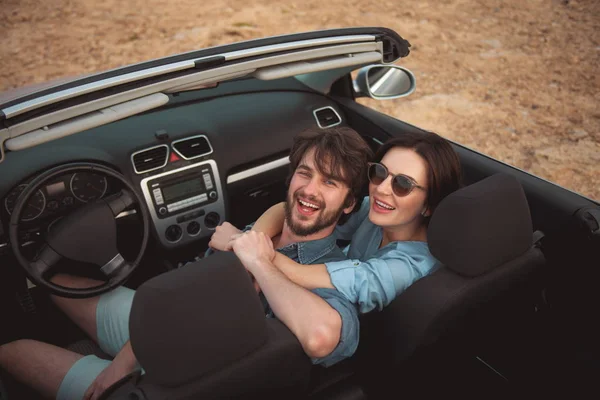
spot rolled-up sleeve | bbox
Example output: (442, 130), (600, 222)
(325, 252), (429, 314)
(309, 288), (360, 367)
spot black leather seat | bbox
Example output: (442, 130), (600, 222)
(102, 173), (545, 399)
(102, 251), (312, 400)
(354, 173), (546, 395)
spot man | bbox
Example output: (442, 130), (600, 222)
(0, 127), (372, 400)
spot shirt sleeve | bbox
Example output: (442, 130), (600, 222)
(309, 288), (360, 367)
(334, 197), (370, 241)
(325, 249), (435, 314)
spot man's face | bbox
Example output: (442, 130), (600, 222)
(284, 148), (354, 237)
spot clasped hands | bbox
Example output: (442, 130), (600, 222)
(208, 222), (276, 292)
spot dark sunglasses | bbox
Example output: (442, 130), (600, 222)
(367, 162), (426, 197)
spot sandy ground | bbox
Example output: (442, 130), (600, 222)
(1, 0), (598, 200)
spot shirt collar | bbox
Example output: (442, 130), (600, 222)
(277, 233), (338, 264)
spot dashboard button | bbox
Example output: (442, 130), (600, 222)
(159, 207), (167, 215)
(209, 191), (217, 199)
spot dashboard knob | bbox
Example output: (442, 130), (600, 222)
(209, 191), (217, 199)
(187, 221), (201, 236)
(204, 212), (220, 229)
(158, 207), (167, 215)
(165, 225), (183, 242)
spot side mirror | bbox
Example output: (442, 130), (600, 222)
(353, 65), (416, 100)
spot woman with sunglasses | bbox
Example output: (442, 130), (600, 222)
(250, 131), (462, 313)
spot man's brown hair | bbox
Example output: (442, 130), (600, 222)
(287, 127), (373, 221)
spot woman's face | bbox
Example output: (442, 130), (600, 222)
(368, 147), (429, 231)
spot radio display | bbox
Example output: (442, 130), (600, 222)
(162, 179), (204, 202)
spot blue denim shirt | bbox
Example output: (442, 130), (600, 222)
(326, 197), (441, 314)
(207, 223), (359, 368)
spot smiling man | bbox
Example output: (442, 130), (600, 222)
(0, 127), (372, 400)
(208, 127), (373, 365)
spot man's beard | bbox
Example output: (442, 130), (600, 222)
(284, 190), (345, 237)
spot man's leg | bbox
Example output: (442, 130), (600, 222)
(50, 274), (105, 343)
(50, 274), (136, 357)
(0, 339), (83, 398)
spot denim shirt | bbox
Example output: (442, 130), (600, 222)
(326, 197), (441, 314)
(207, 223), (359, 368)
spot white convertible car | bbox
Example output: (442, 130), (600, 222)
(0, 27), (598, 399)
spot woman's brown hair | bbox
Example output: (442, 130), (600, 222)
(374, 131), (463, 218)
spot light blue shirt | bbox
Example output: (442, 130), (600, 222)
(326, 197), (441, 314)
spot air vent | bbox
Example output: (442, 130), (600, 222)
(313, 106), (342, 129)
(131, 145), (169, 174)
(172, 135), (213, 160)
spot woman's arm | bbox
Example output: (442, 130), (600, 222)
(272, 253), (334, 290)
(251, 202), (285, 238)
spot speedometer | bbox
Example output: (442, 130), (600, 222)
(70, 172), (108, 202)
(4, 184), (47, 221)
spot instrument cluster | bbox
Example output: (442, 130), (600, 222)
(4, 171), (110, 223)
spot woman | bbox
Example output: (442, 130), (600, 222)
(250, 131), (462, 313)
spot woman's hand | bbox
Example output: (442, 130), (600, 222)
(208, 222), (242, 251)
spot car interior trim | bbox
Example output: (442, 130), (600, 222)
(162, 70), (254, 93)
(5, 93), (170, 151)
(171, 134), (214, 161)
(313, 106), (343, 129)
(226, 156), (291, 184)
(253, 51), (382, 81)
(131, 144), (170, 175)
(116, 209), (137, 219)
(222, 34), (376, 61)
(4, 43), (380, 144)
(1, 60), (195, 119)
(1, 35), (377, 120)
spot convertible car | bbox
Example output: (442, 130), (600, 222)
(0, 27), (598, 399)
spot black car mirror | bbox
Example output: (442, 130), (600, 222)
(353, 64), (416, 100)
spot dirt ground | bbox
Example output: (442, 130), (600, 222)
(1, 0), (598, 200)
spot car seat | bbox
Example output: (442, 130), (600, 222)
(354, 173), (546, 396)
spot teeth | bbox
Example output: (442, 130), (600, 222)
(298, 199), (319, 209)
(375, 200), (395, 210)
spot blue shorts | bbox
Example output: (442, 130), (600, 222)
(57, 287), (138, 400)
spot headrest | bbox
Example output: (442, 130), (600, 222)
(129, 251), (269, 386)
(428, 173), (533, 277)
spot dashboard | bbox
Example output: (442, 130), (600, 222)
(0, 79), (348, 255)
(4, 171), (112, 223)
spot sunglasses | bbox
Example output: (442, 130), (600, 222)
(367, 162), (426, 197)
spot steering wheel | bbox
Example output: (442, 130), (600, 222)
(9, 162), (151, 298)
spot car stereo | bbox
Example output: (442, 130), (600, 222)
(140, 160), (225, 248)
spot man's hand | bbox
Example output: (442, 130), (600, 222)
(83, 358), (136, 400)
(230, 231), (276, 273)
(208, 222), (242, 251)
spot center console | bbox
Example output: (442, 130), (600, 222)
(140, 160), (225, 248)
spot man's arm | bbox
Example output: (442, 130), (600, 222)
(231, 231), (341, 358)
